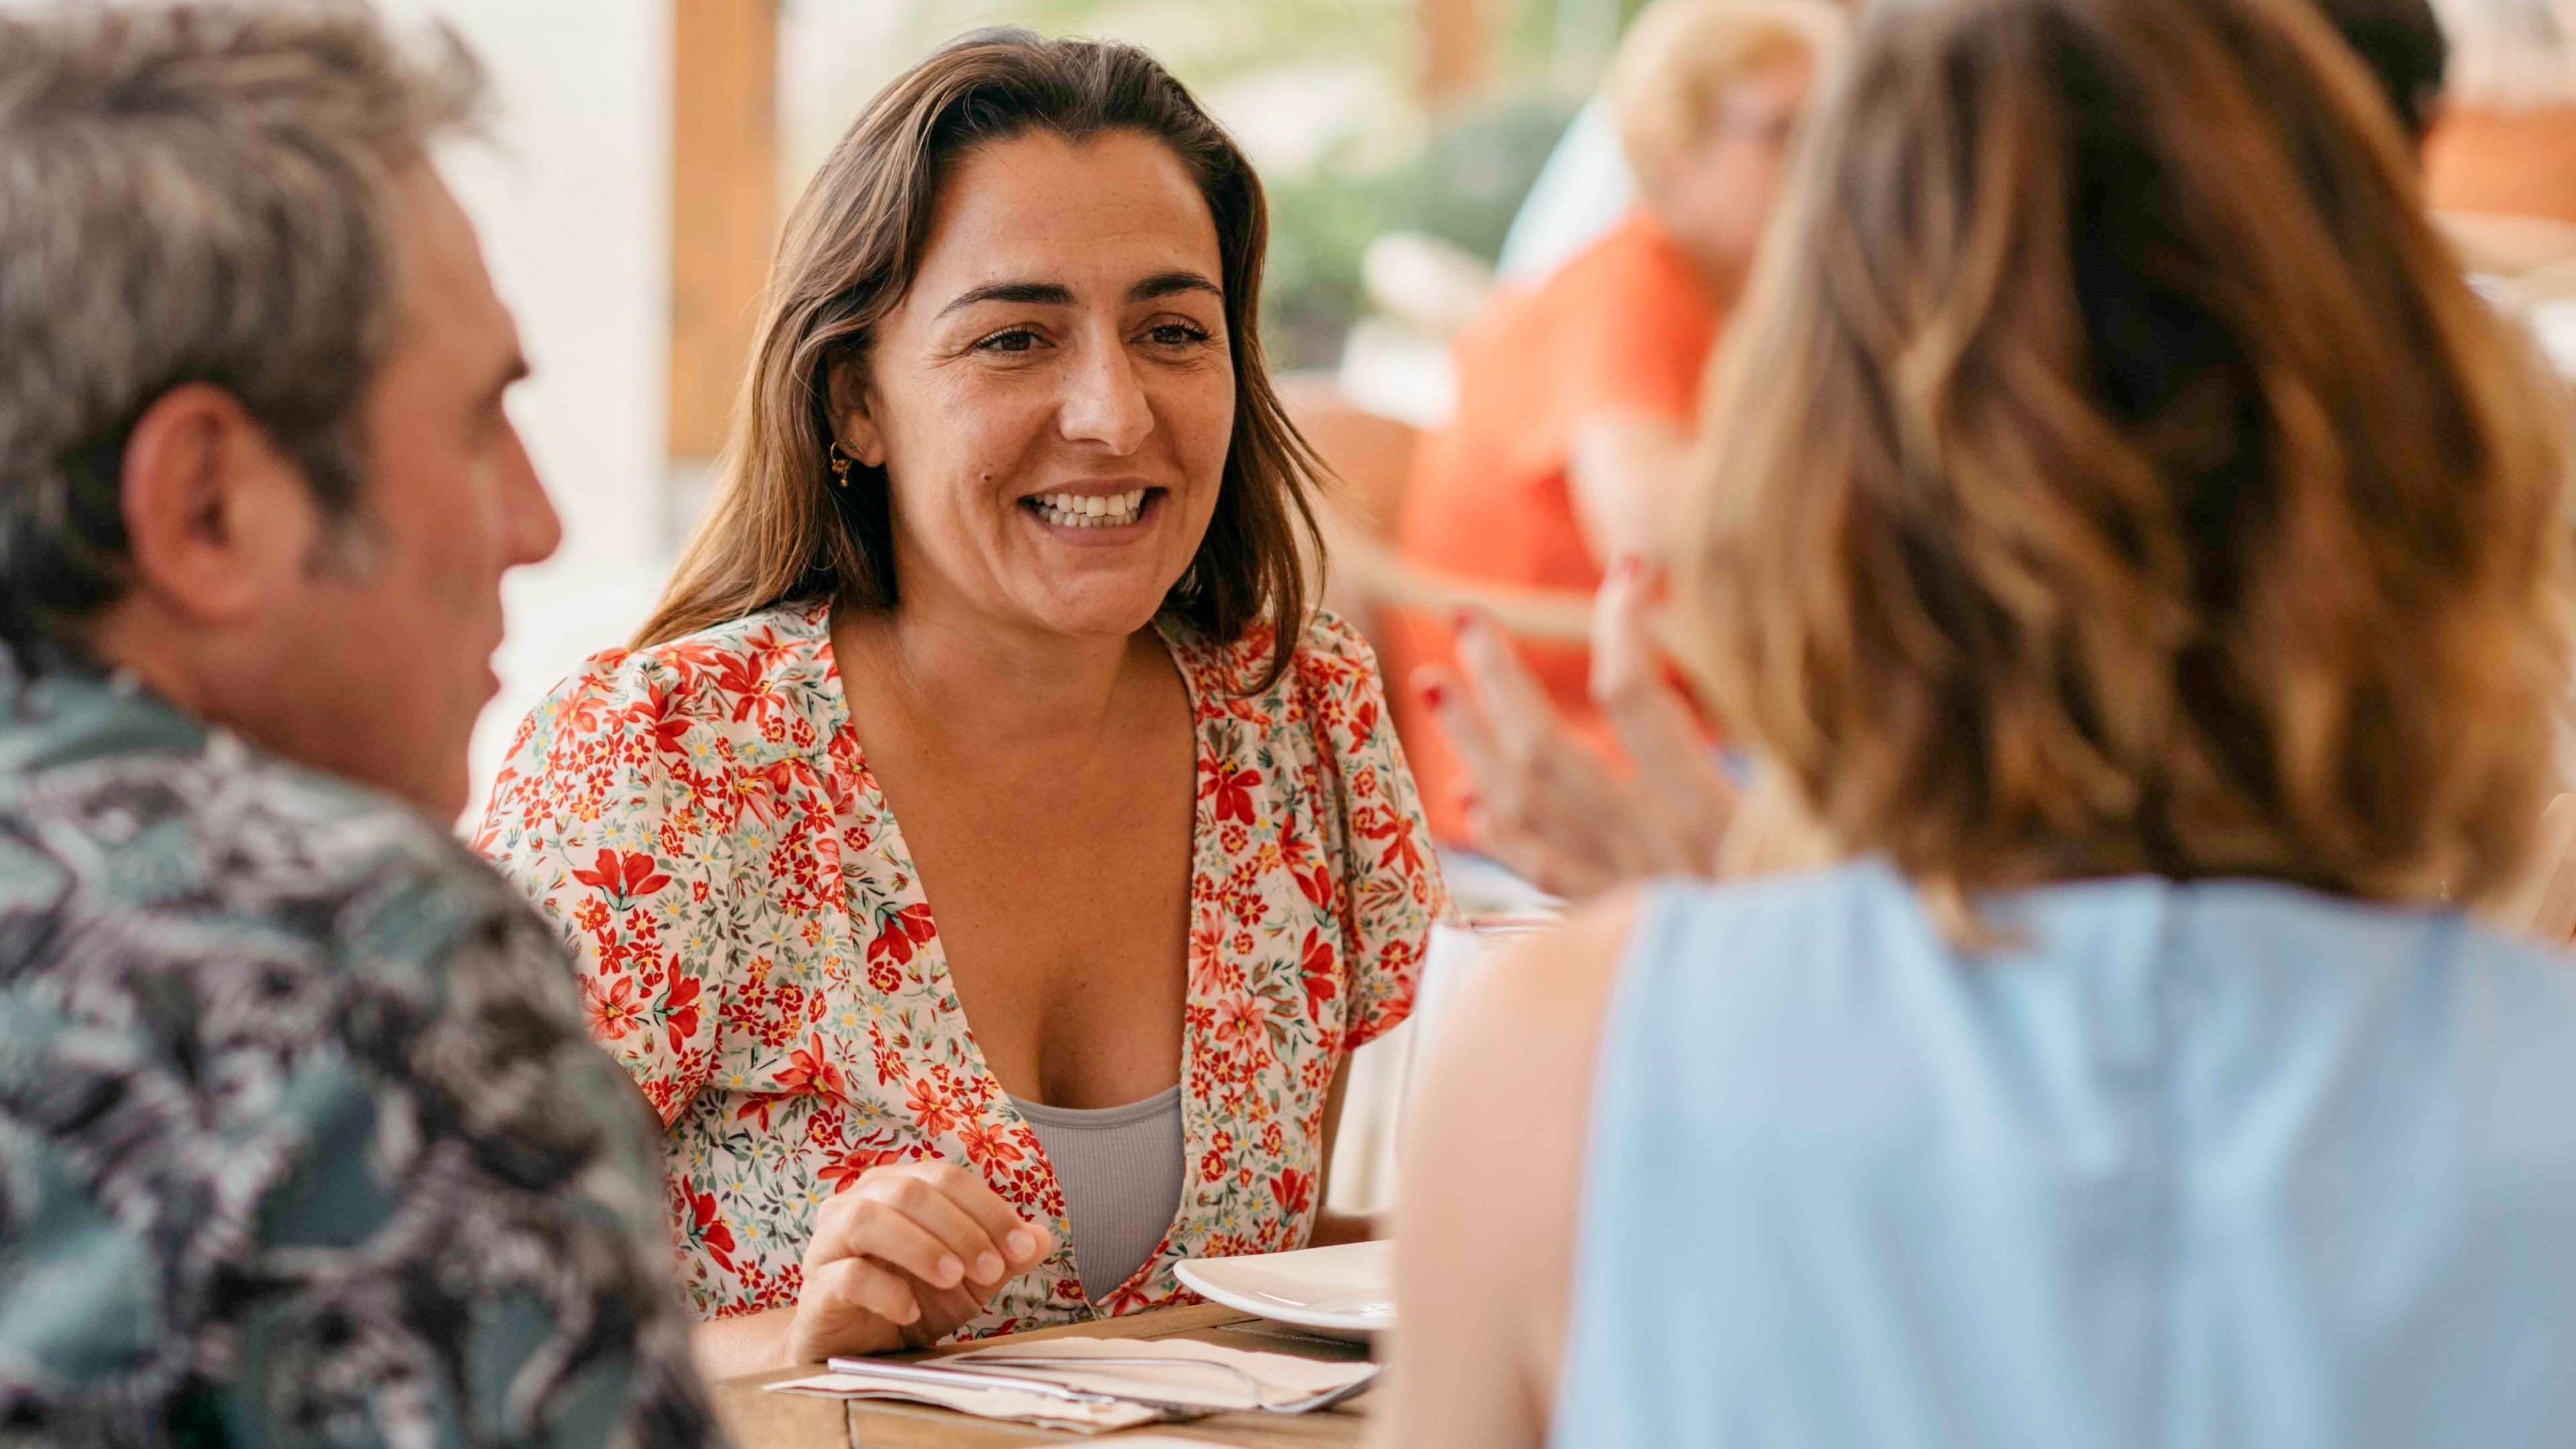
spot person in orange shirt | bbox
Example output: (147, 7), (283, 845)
(1384, 0), (1842, 846)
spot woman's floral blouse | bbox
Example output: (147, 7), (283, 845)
(475, 600), (1444, 1338)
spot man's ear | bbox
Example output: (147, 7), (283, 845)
(117, 384), (321, 625)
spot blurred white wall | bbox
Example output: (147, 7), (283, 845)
(0, 0), (676, 824)
(378, 0), (678, 826)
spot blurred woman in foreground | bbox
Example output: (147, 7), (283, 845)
(1386, 0), (2576, 1443)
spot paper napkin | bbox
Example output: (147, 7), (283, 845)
(947, 1335), (1379, 1412)
(763, 1372), (1167, 1432)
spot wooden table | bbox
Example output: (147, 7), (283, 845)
(712, 1303), (1377, 1448)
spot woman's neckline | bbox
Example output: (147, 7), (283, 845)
(1006, 1084), (1185, 1129)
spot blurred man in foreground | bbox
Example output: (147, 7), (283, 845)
(0, 5), (718, 1444)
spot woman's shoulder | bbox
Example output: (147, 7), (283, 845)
(1544, 208), (1709, 307)
(1633, 864), (2576, 1025)
(501, 599), (841, 776)
(1444, 222), (1668, 378)
(1644, 857), (1911, 928)
(1170, 608), (1394, 735)
(1427, 868), (1896, 1144)
(480, 600), (839, 853)
(542, 600), (834, 720)
(1285, 606), (1384, 692)
(1170, 606), (1379, 690)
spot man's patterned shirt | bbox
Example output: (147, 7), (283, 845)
(0, 657), (720, 1448)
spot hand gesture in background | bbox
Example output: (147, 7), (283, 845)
(1415, 559), (1740, 898)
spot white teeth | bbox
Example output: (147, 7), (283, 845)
(1030, 489), (1148, 529)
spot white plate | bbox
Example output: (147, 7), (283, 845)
(1175, 1240), (1395, 1342)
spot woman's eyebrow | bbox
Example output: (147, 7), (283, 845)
(935, 272), (1220, 318)
(1130, 270), (1222, 302)
(936, 280), (1075, 317)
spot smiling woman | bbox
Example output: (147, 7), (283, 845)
(825, 125), (1243, 648)
(634, 32), (1322, 672)
(473, 28), (1445, 1381)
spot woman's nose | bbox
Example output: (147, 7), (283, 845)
(1056, 343), (1154, 455)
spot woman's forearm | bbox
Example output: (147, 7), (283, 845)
(690, 1305), (797, 1383)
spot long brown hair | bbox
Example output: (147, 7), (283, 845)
(1680, 0), (2575, 908)
(637, 29), (1324, 687)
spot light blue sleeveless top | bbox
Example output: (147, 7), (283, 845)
(1554, 859), (2576, 1449)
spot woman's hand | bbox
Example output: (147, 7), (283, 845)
(1419, 561), (1737, 898)
(786, 1161), (1055, 1363)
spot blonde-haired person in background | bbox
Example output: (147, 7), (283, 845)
(1383, 0), (1843, 848)
(1383, 0), (2576, 1442)
(2426, 0), (2576, 224)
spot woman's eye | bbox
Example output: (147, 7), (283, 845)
(976, 329), (1038, 354)
(1148, 323), (1212, 347)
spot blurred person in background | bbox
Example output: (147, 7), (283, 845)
(478, 30), (1442, 1374)
(1382, 0), (1843, 848)
(0, 4), (717, 1445)
(2333, 0), (2455, 142)
(2426, 0), (2576, 225)
(1386, 0), (2576, 1443)
(1421, 0), (2477, 902)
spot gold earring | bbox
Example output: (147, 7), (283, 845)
(829, 443), (853, 488)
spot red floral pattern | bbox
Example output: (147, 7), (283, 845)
(476, 600), (1442, 1338)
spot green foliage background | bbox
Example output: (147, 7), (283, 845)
(818, 0), (1654, 367)
(1263, 97), (1576, 366)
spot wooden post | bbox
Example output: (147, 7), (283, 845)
(667, 0), (780, 463)
(1417, 0), (1491, 109)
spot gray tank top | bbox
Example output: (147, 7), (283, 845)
(1007, 1085), (1185, 1301)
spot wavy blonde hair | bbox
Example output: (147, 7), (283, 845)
(1679, 0), (2576, 908)
(1609, 0), (1846, 180)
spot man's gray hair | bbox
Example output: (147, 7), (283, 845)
(0, 1), (483, 653)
